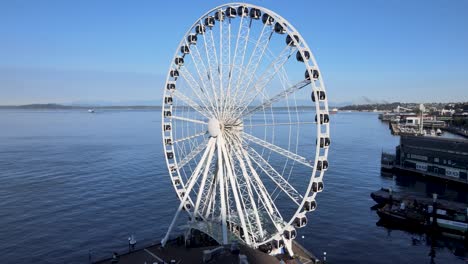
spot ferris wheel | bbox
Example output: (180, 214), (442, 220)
(161, 2), (330, 255)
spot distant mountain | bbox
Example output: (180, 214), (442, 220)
(0, 103), (75, 109)
(68, 100), (160, 106)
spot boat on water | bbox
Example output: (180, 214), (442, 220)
(372, 188), (468, 240)
(377, 204), (426, 230)
(330, 108), (338, 114)
(88, 109), (95, 113)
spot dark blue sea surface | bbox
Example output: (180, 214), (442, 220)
(0, 110), (466, 263)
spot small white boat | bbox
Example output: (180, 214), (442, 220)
(330, 108), (338, 114)
(436, 128), (443, 136)
(88, 109), (95, 113)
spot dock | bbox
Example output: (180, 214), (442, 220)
(94, 237), (320, 264)
(371, 188), (468, 213)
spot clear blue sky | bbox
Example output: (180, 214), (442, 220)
(1, 0), (467, 105)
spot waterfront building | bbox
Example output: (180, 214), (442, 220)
(383, 136), (468, 184)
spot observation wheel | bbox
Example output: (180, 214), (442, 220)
(161, 2), (330, 255)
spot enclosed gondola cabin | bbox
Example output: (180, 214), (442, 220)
(166, 151), (174, 159)
(187, 34), (197, 45)
(318, 137), (331, 148)
(283, 227), (297, 239)
(286, 34), (300, 46)
(180, 45), (190, 54)
(164, 138), (172, 145)
(274, 22), (286, 34)
(173, 177), (181, 186)
(175, 57), (184, 66)
(237, 6), (249, 17)
(169, 165), (176, 173)
(164, 110), (172, 117)
(166, 82), (176, 91)
(271, 238), (285, 249)
(164, 96), (173, 105)
(177, 189), (185, 197)
(214, 10), (225, 21)
(226, 7), (236, 18)
(195, 24), (206, 34)
(297, 50), (310, 62)
(262, 13), (274, 25)
(204, 16), (215, 27)
(303, 199), (317, 212)
(249, 8), (261, 19)
(311, 90), (326, 102)
(317, 160), (329, 171)
(163, 124), (171, 131)
(312, 181), (324, 192)
(293, 215), (308, 228)
(258, 243), (272, 254)
(170, 69), (179, 78)
(305, 69), (320, 80)
(315, 113), (330, 124)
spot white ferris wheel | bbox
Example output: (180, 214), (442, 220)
(161, 2), (330, 255)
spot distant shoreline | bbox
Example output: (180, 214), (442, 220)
(0, 104), (161, 110)
(0, 104), (317, 110)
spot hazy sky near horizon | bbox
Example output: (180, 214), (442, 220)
(1, 0), (467, 105)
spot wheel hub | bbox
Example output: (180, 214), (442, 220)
(208, 118), (222, 137)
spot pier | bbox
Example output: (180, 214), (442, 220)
(93, 237), (320, 264)
(381, 135), (468, 185)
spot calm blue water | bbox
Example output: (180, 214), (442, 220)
(0, 110), (466, 263)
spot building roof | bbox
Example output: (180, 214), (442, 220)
(400, 136), (468, 154)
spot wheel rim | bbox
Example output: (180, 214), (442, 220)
(161, 2), (330, 249)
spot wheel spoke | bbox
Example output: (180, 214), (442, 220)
(242, 132), (313, 168)
(243, 121), (316, 127)
(173, 131), (207, 144)
(177, 138), (209, 169)
(172, 82), (212, 119)
(225, 15), (253, 119)
(239, 79), (311, 119)
(220, 136), (251, 244)
(246, 146), (303, 205)
(185, 39), (219, 116)
(236, 44), (298, 115)
(216, 136), (229, 244)
(170, 115), (207, 125)
(184, 138), (216, 188)
(237, 143), (283, 231)
(194, 137), (217, 217)
(178, 66), (217, 116)
(202, 25), (221, 115)
(228, 22), (273, 116)
(230, 139), (265, 240)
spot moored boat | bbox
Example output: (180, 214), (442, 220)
(372, 189), (468, 240)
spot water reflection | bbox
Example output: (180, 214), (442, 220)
(377, 219), (467, 262)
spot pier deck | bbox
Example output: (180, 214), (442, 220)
(94, 239), (319, 264)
